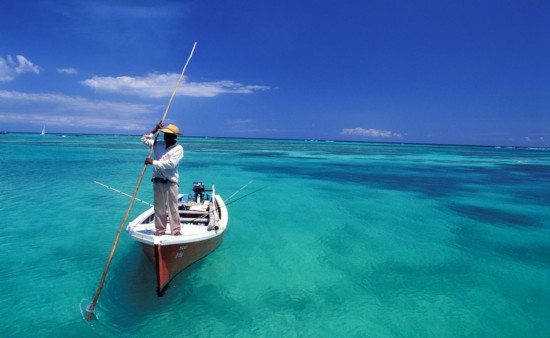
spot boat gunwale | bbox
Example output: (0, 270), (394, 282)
(126, 194), (228, 246)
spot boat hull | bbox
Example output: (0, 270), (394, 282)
(137, 232), (225, 296)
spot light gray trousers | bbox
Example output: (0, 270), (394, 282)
(153, 182), (180, 234)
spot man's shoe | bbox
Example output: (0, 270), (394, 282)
(155, 231), (165, 236)
(172, 231), (182, 236)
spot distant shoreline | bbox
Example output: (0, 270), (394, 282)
(1, 131), (549, 150)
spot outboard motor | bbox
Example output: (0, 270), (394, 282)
(193, 182), (205, 203)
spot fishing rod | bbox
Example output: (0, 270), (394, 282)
(189, 183), (264, 224)
(224, 180), (253, 203)
(93, 179), (262, 230)
(85, 42), (197, 321)
(223, 186), (265, 207)
(93, 180), (153, 207)
(92, 180), (258, 213)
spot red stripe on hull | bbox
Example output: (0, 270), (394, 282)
(138, 233), (225, 296)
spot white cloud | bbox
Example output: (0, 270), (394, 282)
(0, 55), (41, 82)
(57, 67), (78, 75)
(0, 90), (155, 131)
(341, 127), (402, 138)
(81, 73), (271, 98)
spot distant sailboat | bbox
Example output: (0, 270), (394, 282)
(40, 125), (45, 136)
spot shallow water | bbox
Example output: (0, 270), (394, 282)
(0, 134), (548, 337)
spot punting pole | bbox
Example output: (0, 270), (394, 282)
(85, 42), (197, 321)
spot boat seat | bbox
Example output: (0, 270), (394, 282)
(180, 217), (208, 223)
(178, 210), (208, 215)
(189, 204), (209, 212)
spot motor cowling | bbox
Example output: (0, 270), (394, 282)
(193, 182), (205, 202)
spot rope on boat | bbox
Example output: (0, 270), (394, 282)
(85, 42), (197, 321)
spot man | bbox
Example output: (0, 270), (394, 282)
(141, 121), (184, 236)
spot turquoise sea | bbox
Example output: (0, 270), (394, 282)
(0, 133), (549, 337)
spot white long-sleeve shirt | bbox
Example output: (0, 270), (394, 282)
(141, 133), (184, 183)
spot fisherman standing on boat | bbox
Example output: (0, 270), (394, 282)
(142, 121), (184, 236)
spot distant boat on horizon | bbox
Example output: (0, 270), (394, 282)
(40, 125), (45, 136)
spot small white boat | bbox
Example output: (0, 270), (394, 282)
(40, 125), (45, 135)
(126, 182), (228, 296)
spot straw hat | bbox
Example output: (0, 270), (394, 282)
(159, 124), (182, 136)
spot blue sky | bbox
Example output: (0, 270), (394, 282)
(0, 0), (548, 146)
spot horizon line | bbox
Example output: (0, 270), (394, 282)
(1, 131), (549, 150)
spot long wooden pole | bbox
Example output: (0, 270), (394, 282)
(85, 42), (197, 321)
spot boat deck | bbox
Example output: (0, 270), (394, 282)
(127, 197), (225, 245)
(131, 221), (211, 237)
